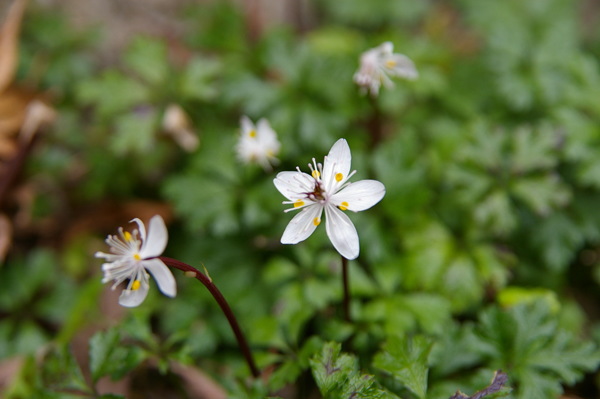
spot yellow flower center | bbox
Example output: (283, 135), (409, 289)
(312, 170), (320, 179)
(131, 280), (141, 291)
(294, 199), (305, 208)
(133, 253), (141, 261)
(313, 217), (321, 226)
(385, 59), (397, 68)
(249, 129), (257, 138)
(335, 173), (343, 182)
(339, 201), (349, 211)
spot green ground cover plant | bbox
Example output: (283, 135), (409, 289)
(2, 0), (600, 398)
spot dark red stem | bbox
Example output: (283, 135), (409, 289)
(158, 256), (260, 378)
(342, 256), (351, 322)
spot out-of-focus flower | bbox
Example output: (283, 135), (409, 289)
(273, 138), (385, 260)
(236, 116), (280, 171)
(162, 104), (199, 152)
(95, 215), (176, 307)
(353, 41), (418, 96)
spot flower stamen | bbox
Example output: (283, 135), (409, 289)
(131, 280), (141, 290)
(339, 201), (349, 211)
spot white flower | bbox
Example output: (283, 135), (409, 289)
(353, 41), (418, 96)
(236, 116), (281, 170)
(273, 138), (385, 260)
(95, 215), (176, 307)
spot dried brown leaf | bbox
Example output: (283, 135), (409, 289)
(162, 104), (199, 152)
(0, 0), (28, 93)
(0, 86), (36, 158)
(19, 99), (56, 144)
(0, 213), (11, 263)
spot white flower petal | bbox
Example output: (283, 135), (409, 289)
(140, 215), (168, 258)
(257, 118), (275, 140)
(281, 205), (323, 244)
(323, 139), (352, 191)
(131, 218), (146, 242)
(324, 205), (359, 260)
(274, 171), (315, 201)
(144, 258), (177, 298)
(118, 281), (149, 307)
(330, 180), (386, 212)
(378, 41), (393, 55)
(240, 115), (254, 135)
(386, 54), (418, 80)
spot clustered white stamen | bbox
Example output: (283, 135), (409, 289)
(95, 215), (176, 307)
(274, 138), (386, 260)
(236, 115), (281, 171)
(353, 41), (418, 96)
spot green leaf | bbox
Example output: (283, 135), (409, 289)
(124, 37), (169, 85)
(180, 56), (221, 100)
(110, 110), (158, 155)
(76, 70), (150, 117)
(89, 328), (146, 383)
(373, 335), (433, 399)
(310, 342), (397, 399)
(40, 345), (92, 395)
(473, 302), (600, 399)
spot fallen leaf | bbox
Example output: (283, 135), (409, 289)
(162, 103), (199, 152)
(0, 213), (11, 263)
(19, 99), (56, 144)
(0, 86), (35, 158)
(0, 0), (28, 93)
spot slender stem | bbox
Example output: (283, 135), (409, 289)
(342, 256), (351, 322)
(158, 256), (260, 378)
(0, 134), (38, 209)
(367, 94), (383, 148)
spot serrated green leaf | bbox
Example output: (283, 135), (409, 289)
(40, 345), (91, 395)
(310, 342), (397, 399)
(180, 56), (221, 100)
(89, 328), (146, 383)
(473, 302), (600, 399)
(110, 110), (158, 155)
(124, 37), (169, 85)
(373, 335), (433, 399)
(76, 70), (150, 117)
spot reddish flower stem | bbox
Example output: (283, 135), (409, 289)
(342, 256), (351, 322)
(158, 256), (260, 378)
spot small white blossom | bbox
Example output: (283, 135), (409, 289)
(274, 138), (385, 260)
(95, 215), (176, 307)
(236, 116), (281, 170)
(353, 41), (418, 96)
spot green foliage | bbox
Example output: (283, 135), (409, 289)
(5, 0), (600, 397)
(373, 335), (433, 399)
(471, 303), (600, 399)
(310, 342), (397, 399)
(89, 328), (146, 383)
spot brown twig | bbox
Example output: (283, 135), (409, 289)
(0, 133), (37, 209)
(158, 256), (260, 378)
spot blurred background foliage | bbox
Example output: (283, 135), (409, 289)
(2, 0), (600, 398)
